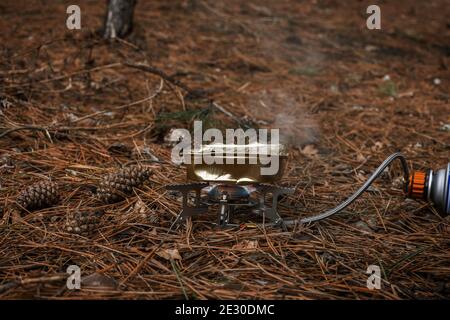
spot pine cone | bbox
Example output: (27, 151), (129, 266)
(97, 165), (152, 204)
(16, 180), (60, 212)
(65, 211), (102, 235)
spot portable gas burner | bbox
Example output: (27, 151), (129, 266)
(166, 143), (294, 228)
(166, 145), (450, 229)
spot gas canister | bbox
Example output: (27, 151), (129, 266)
(408, 163), (450, 215)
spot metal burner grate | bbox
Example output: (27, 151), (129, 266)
(166, 182), (293, 228)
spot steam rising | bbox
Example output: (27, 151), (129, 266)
(250, 89), (319, 149)
(273, 111), (319, 148)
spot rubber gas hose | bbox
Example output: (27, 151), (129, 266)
(283, 152), (409, 225)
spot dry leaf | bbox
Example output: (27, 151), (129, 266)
(300, 144), (319, 158)
(353, 221), (373, 234)
(398, 91), (414, 98)
(157, 248), (182, 260)
(81, 273), (117, 290)
(371, 141), (383, 152)
(133, 199), (147, 215)
(356, 153), (366, 162)
(232, 239), (258, 250)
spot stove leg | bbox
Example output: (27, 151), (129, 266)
(257, 185), (294, 230)
(166, 183), (208, 226)
(262, 205), (286, 230)
(217, 194), (230, 228)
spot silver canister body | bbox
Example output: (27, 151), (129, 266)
(428, 163), (450, 215)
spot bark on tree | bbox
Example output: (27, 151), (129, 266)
(103, 0), (137, 39)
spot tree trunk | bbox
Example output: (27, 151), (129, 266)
(103, 0), (137, 39)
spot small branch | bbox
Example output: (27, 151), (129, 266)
(73, 80), (163, 124)
(0, 126), (49, 139)
(123, 61), (206, 98)
(0, 274), (67, 294)
(211, 101), (243, 125)
(0, 119), (163, 139)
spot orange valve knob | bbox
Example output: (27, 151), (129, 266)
(408, 171), (428, 200)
